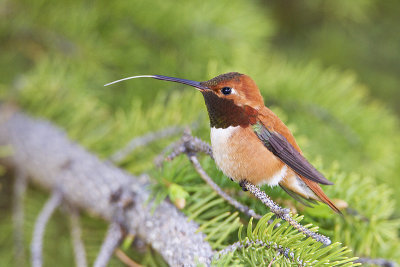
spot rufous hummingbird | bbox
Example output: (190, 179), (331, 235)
(105, 72), (340, 213)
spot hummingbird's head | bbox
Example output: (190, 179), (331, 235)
(199, 72), (264, 109)
(105, 72), (264, 128)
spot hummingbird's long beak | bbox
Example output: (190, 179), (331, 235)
(104, 75), (209, 91)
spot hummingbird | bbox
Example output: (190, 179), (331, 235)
(105, 72), (340, 213)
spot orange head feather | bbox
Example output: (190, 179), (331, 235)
(200, 72), (264, 110)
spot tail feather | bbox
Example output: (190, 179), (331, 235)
(280, 185), (315, 207)
(301, 177), (342, 214)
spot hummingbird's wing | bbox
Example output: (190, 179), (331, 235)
(252, 121), (333, 185)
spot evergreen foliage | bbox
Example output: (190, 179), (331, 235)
(1, 0), (399, 265)
(215, 214), (359, 266)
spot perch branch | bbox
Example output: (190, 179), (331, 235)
(0, 108), (213, 266)
(12, 168), (28, 266)
(240, 181), (331, 246)
(94, 223), (124, 267)
(68, 207), (88, 267)
(31, 190), (63, 267)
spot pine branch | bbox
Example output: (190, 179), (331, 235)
(31, 190), (63, 267)
(215, 214), (359, 266)
(0, 107), (213, 266)
(215, 240), (299, 264)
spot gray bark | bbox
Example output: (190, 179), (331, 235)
(0, 107), (213, 266)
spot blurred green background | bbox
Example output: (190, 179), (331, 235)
(1, 0), (400, 266)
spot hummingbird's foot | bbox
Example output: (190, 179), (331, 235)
(239, 180), (249, 191)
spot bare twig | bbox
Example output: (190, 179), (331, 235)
(115, 248), (143, 267)
(355, 257), (397, 267)
(94, 223), (124, 267)
(12, 168), (28, 266)
(31, 190), (63, 267)
(189, 155), (262, 219)
(167, 128), (214, 160)
(109, 126), (183, 163)
(68, 207), (87, 267)
(154, 140), (183, 167)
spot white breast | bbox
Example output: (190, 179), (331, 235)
(210, 126), (239, 149)
(210, 126), (239, 175)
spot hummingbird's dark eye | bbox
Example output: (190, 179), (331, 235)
(221, 87), (232, 95)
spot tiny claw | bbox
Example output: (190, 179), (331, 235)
(239, 180), (248, 191)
